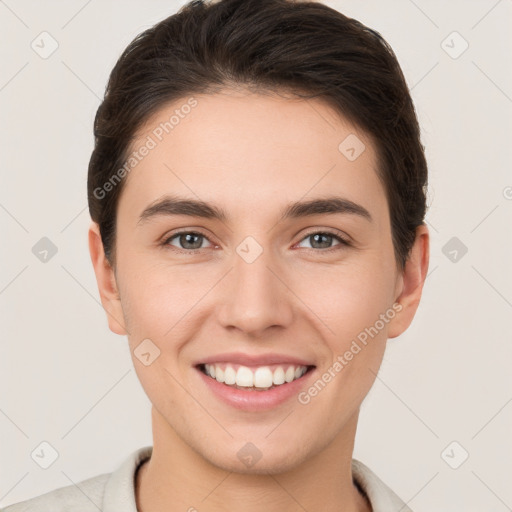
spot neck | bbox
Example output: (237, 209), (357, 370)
(136, 407), (371, 512)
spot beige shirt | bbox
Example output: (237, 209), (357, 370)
(3, 446), (412, 512)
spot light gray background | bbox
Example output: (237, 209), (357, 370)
(1, 0), (511, 510)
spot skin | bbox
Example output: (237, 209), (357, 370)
(89, 88), (429, 512)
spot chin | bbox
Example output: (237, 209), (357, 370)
(194, 434), (314, 476)
(210, 450), (305, 476)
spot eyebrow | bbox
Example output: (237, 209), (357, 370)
(137, 194), (372, 225)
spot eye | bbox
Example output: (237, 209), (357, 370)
(161, 229), (351, 254)
(163, 231), (214, 252)
(296, 230), (351, 251)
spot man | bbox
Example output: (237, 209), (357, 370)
(4, 0), (429, 510)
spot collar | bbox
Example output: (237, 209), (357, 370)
(102, 445), (152, 512)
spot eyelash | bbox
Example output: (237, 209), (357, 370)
(161, 229), (352, 255)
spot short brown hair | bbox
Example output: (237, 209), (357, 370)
(87, 0), (428, 269)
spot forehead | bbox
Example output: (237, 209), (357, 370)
(119, 89), (387, 224)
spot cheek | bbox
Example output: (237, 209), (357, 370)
(296, 260), (394, 416)
(117, 253), (209, 341)
(293, 256), (396, 348)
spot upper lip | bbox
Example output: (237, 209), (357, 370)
(195, 352), (315, 367)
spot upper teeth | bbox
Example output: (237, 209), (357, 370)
(204, 364), (307, 389)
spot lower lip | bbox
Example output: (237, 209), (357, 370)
(196, 366), (316, 411)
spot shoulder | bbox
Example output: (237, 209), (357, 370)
(2, 446), (152, 512)
(352, 459), (413, 512)
(2, 473), (110, 512)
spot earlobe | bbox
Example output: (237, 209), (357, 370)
(88, 222), (127, 335)
(387, 224), (430, 339)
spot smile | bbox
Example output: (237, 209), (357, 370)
(199, 363), (311, 391)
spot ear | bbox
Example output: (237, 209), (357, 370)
(88, 221), (127, 335)
(387, 224), (430, 338)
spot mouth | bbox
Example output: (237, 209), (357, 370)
(196, 362), (316, 391)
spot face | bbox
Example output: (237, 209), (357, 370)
(90, 88), (427, 474)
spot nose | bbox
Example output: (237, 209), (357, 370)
(216, 247), (294, 337)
